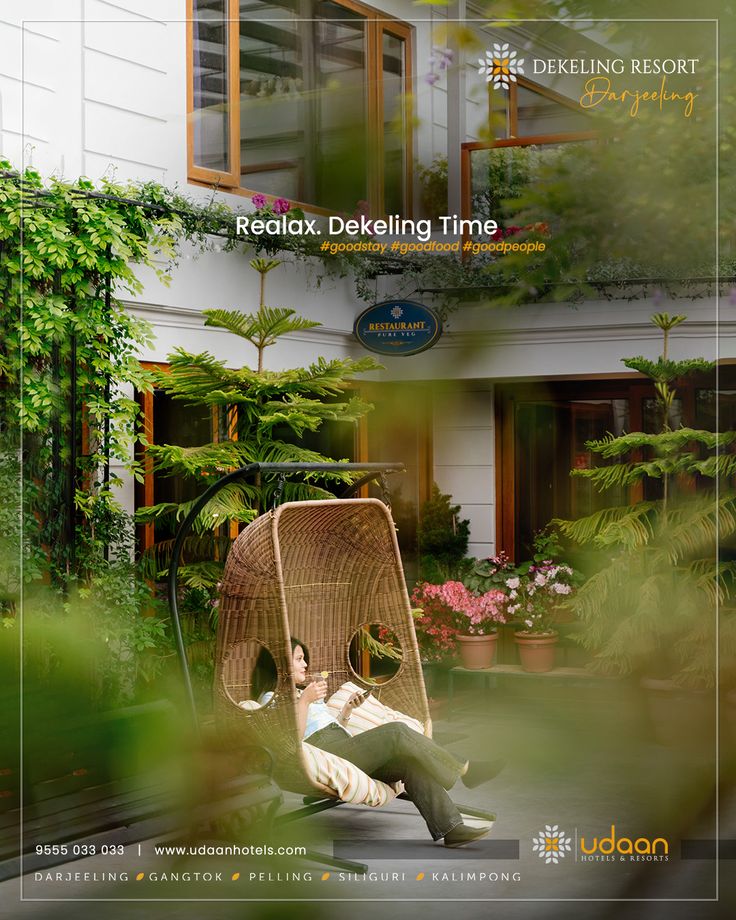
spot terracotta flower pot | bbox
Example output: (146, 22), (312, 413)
(514, 631), (558, 673)
(457, 633), (497, 670)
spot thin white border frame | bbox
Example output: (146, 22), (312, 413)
(16, 12), (720, 904)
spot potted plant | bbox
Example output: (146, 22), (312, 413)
(505, 561), (576, 672)
(412, 581), (507, 670)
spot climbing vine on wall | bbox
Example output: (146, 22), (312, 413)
(0, 162), (182, 583)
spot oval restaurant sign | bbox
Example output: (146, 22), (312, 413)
(353, 300), (442, 357)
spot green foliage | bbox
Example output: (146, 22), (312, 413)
(555, 314), (732, 687)
(0, 162), (179, 582)
(416, 155), (448, 223)
(417, 484), (471, 582)
(139, 258), (381, 609)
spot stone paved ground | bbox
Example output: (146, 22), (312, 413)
(2, 675), (733, 920)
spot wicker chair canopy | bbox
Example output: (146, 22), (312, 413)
(215, 498), (430, 797)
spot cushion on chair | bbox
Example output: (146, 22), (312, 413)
(301, 742), (403, 807)
(326, 682), (426, 737)
(236, 696), (402, 806)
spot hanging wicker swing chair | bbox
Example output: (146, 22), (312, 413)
(214, 495), (430, 797)
(168, 463), (427, 795)
(168, 463), (495, 855)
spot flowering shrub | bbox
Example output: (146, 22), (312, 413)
(505, 561), (575, 634)
(251, 193), (292, 216)
(411, 581), (507, 661)
(464, 551), (515, 592)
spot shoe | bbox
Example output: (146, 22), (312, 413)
(443, 823), (491, 848)
(461, 758), (506, 789)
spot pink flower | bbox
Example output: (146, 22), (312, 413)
(273, 197), (290, 215)
(251, 193), (267, 209)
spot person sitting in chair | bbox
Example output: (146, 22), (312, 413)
(254, 639), (504, 848)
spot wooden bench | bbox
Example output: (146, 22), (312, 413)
(0, 702), (282, 881)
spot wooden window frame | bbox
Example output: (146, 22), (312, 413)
(186, 0), (414, 217)
(460, 129), (598, 236)
(494, 368), (733, 561)
(489, 73), (593, 140)
(136, 362), (221, 554)
(462, 74), (598, 240)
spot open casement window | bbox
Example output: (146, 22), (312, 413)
(188, 0), (413, 216)
(461, 75), (597, 234)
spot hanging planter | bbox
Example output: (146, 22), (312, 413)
(457, 632), (498, 670)
(514, 631), (559, 673)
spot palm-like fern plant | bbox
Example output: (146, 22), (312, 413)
(137, 258), (381, 595)
(555, 314), (736, 688)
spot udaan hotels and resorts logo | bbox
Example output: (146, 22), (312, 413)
(532, 826), (573, 865)
(533, 824), (670, 866)
(478, 43), (525, 90)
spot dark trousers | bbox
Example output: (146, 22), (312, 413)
(308, 721), (464, 840)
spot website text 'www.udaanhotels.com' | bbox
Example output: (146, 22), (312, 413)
(153, 842), (307, 857)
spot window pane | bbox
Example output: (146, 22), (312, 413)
(153, 391), (212, 542)
(515, 399), (629, 559)
(468, 142), (578, 230)
(239, 0), (367, 210)
(239, 1), (304, 198)
(643, 397), (683, 434)
(314, 2), (367, 211)
(382, 31), (406, 215)
(192, 0), (230, 172)
(515, 84), (592, 136)
(696, 389), (736, 432)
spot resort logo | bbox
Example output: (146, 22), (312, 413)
(580, 825), (669, 861)
(532, 825), (573, 864)
(478, 43), (525, 90)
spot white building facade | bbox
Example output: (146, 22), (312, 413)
(1, 1), (727, 565)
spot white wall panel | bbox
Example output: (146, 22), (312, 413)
(433, 426), (492, 467)
(0, 76), (54, 143)
(84, 17), (168, 73)
(434, 388), (493, 429)
(0, 22), (60, 90)
(83, 150), (168, 182)
(458, 503), (493, 544)
(468, 541), (493, 559)
(0, 132), (24, 165)
(434, 464), (493, 505)
(84, 48), (167, 119)
(92, 0), (171, 22)
(84, 100), (168, 167)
